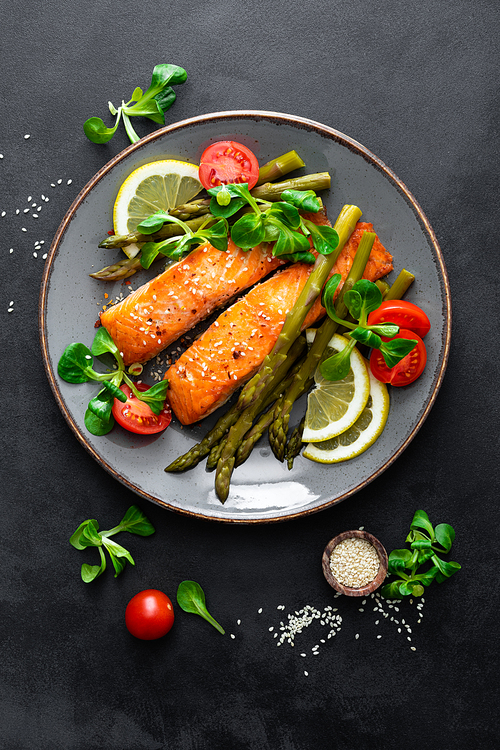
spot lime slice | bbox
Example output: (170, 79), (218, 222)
(302, 332), (370, 443)
(303, 365), (390, 463)
(113, 160), (202, 258)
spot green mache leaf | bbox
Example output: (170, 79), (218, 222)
(270, 221), (310, 258)
(380, 337), (417, 369)
(91, 327), (121, 358)
(278, 250), (316, 264)
(108, 553), (126, 577)
(344, 280), (382, 323)
(131, 86), (143, 102)
(154, 87), (177, 116)
(199, 218), (229, 253)
(368, 323), (400, 337)
(321, 274), (342, 320)
(58, 342), (95, 383)
(416, 548), (435, 566)
(349, 327), (382, 349)
(81, 563), (104, 583)
(434, 523), (455, 552)
(88, 389), (115, 424)
(432, 556), (461, 582)
(381, 580), (405, 598)
(81, 521), (103, 547)
(387, 548), (412, 575)
(140, 241), (164, 269)
(231, 213), (266, 249)
(102, 537), (135, 566)
(410, 510), (435, 540)
(319, 339), (357, 381)
(280, 188), (321, 213)
(398, 580), (417, 596)
(84, 407), (115, 436)
(137, 210), (172, 235)
(70, 519), (100, 550)
(267, 201), (301, 230)
(410, 539), (433, 550)
(136, 380), (169, 415)
(176, 580), (225, 634)
(102, 380), (127, 402)
(126, 65), (187, 121)
(209, 195), (247, 218)
(410, 583), (425, 597)
(303, 220), (339, 256)
(83, 116), (119, 144)
(116, 505), (155, 537)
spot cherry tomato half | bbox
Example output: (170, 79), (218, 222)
(199, 141), (260, 190)
(125, 589), (175, 640)
(367, 300), (431, 338)
(370, 328), (427, 386)
(112, 383), (172, 435)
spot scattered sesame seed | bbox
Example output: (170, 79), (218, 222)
(230, 634), (235, 639)
(258, 608), (263, 614)
(57, 179), (62, 184)
(9, 248), (13, 254)
(24, 134), (30, 139)
(67, 179), (72, 185)
(33, 252), (37, 258)
(21, 228), (27, 232)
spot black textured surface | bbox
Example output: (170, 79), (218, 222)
(1, 1), (499, 748)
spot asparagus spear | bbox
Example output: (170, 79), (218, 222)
(164, 335), (306, 473)
(213, 205), (362, 502)
(384, 268), (415, 299)
(256, 150), (306, 186)
(89, 256), (143, 280)
(285, 416), (306, 470)
(98, 213), (216, 250)
(268, 231), (376, 462)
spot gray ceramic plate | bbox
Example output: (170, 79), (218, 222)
(39, 111), (451, 523)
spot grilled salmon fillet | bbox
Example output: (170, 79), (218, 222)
(100, 239), (284, 365)
(166, 221), (393, 425)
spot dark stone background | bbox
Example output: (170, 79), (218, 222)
(1, 1), (498, 748)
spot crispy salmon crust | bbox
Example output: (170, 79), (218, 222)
(166, 222), (393, 425)
(100, 239), (284, 366)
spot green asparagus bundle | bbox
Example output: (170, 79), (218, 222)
(213, 205), (362, 502)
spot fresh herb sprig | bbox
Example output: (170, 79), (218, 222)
(83, 64), (187, 145)
(58, 328), (169, 436)
(319, 275), (417, 380)
(208, 183), (338, 263)
(70, 505), (155, 583)
(176, 580), (225, 634)
(381, 510), (461, 598)
(136, 212), (228, 268)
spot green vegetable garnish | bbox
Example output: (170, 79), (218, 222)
(83, 64), (187, 145)
(70, 505), (155, 583)
(58, 328), (169, 435)
(137, 213), (228, 268)
(176, 580), (225, 634)
(381, 510), (461, 598)
(319, 273), (417, 381)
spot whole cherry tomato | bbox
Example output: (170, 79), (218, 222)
(370, 329), (427, 386)
(112, 383), (172, 435)
(368, 300), (431, 338)
(125, 590), (175, 640)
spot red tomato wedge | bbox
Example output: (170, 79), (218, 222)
(368, 300), (431, 338)
(370, 329), (427, 386)
(112, 383), (172, 435)
(199, 141), (259, 189)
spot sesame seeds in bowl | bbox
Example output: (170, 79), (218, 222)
(322, 530), (388, 597)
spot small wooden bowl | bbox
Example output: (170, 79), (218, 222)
(322, 530), (388, 597)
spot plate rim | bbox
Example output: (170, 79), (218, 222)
(39, 109), (452, 524)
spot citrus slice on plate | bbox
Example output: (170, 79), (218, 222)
(113, 160), (203, 258)
(303, 365), (390, 463)
(302, 332), (370, 443)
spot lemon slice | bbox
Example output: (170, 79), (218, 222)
(302, 332), (370, 443)
(303, 365), (390, 463)
(113, 160), (202, 258)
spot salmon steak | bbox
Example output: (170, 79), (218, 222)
(166, 221), (393, 425)
(100, 239), (284, 365)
